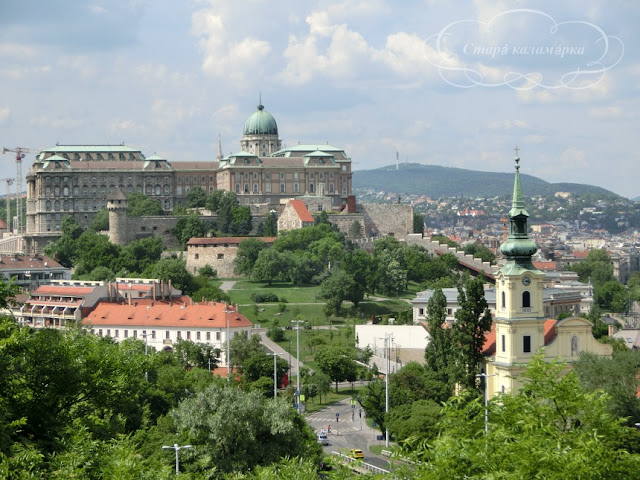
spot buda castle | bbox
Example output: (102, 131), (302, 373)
(24, 103), (353, 252)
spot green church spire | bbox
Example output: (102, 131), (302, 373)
(499, 148), (538, 266)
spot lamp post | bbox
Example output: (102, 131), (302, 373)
(267, 352), (282, 398)
(291, 320), (304, 410)
(224, 305), (234, 380)
(475, 372), (496, 434)
(141, 331), (149, 382)
(162, 443), (192, 475)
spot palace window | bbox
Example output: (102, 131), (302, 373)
(280, 183), (285, 193)
(523, 335), (531, 353)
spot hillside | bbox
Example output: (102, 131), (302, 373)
(353, 163), (618, 198)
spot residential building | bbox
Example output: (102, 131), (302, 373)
(0, 253), (70, 291)
(83, 302), (252, 365)
(277, 199), (314, 232)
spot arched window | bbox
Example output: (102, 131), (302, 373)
(501, 291), (506, 309)
(522, 291), (531, 308)
(155, 185), (161, 196)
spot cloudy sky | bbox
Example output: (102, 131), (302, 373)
(0, 0), (637, 197)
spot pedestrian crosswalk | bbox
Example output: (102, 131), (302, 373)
(307, 413), (364, 435)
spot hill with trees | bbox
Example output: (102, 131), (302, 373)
(353, 163), (618, 198)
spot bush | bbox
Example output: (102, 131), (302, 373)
(251, 293), (279, 303)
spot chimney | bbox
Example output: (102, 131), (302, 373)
(347, 195), (356, 213)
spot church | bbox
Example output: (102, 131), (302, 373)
(24, 102), (353, 253)
(483, 153), (612, 398)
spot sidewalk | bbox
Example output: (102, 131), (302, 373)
(256, 328), (312, 377)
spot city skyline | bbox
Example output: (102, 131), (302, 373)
(0, 1), (638, 197)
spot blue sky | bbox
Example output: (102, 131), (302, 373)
(0, 0), (637, 197)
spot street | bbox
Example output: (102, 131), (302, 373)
(306, 398), (392, 472)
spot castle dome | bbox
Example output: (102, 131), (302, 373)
(243, 104), (278, 136)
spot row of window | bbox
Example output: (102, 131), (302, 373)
(44, 175), (170, 185)
(501, 334), (533, 353)
(96, 328), (223, 341)
(52, 152), (138, 161)
(176, 176), (214, 184)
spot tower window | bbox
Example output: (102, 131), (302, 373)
(522, 291), (531, 308)
(501, 334), (505, 352)
(501, 291), (506, 309)
(523, 335), (531, 353)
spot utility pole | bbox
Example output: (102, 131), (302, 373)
(291, 320), (304, 410)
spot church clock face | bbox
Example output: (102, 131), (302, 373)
(522, 276), (531, 286)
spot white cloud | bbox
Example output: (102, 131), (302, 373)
(0, 106), (10, 125)
(488, 119), (530, 130)
(191, 8), (271, 83)
(560, 147), (588, 169)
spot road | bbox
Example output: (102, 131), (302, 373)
(306, 398), (392, 472)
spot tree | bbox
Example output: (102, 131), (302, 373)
(412, 354), (640, 478)
(348, 220), (363, 239)
(319, 269), (357, 315)
(90, 208), (109, 231)
(174, 339), (220, 369)
(198, 264), (216, 278)
(413, 213), (424, 233)
(451, 277), (492, 392)
(234, 238), (269, 276)
(185, 186), (206, 208)
(251, 248), (289, 286)
(261, 210), (278, 236)
(170, 385), (321, 475)
(314, 347), (357, 392)
(172, 214), (206, 248)
(306, 371), (331, 404)
(230, 205), (252, 234)
(228, 332), (264, 372)
(192, 284), (230, 304)
(127, 193), (163, 216)
(463, 243), (496, 264)
(574, 349), (640, 426)
(143, 257), (195, 294)
(595, 280), (628, 312)
(387, 399), (441, 443)
(424, 288), (455, 400)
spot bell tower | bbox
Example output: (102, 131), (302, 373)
(489, 149), (545, 396)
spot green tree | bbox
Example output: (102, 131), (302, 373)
(174, 339), (220, 370)
(185, 186), (206, 208)
(574, 349), (640, 426)
(595, 280), (628, 312)
(89, 208), (109, 231)
(452, 277), (492, 392)
(260, 210), (278, 236)
(251, 248), (289, 286)
(172, 213), (206, 248)
(230, 205), (252, 234)
(348, 220), (363, 239)
(234, 238), (269, 276)
(412, 354), (640, 478)
(170, 386), (321, 475)
(143, 257), (195, 294)
(413, 213), (424, 233)
(463, 243), (496, 264)
(127, 193), (164, 216)
(228, 333), (264, 372)
(319, 269), (357, 315)
(424, 288), (455, 401)
(306, 371), (331, 404)
(314, 346), (357, 392)
(192, 283), (230, 303)
(387, 399), (441, 443)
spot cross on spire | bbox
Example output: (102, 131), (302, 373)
(514, 145), (520, 158)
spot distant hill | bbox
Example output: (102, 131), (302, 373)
(353, 163), (617, 198)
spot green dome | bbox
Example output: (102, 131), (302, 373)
(243, 104), (278, 136)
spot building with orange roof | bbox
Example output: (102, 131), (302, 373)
(83, 302), (252, 365)
(277, 199), (315, 232)
(10, 278), (182, 329)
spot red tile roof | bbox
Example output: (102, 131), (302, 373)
(83, 302), (253, 329)
(533, 261), (557, 271)
(0, 254), (63, 270)
(187, 236), (276, 246)
(0, 218), (7, 229)
(572, 250), (590, 259)
(31, 285), (97, 296)
(289, 199), (314, 223)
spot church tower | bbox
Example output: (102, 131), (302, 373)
(488, 150), (546, 396)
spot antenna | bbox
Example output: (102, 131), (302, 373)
(396, 151), (399, 171)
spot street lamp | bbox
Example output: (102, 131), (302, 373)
(141, 331), (149, 382)
(162, 443), (192, 475)
(267, 352), (282, 398)
(476, 372), (496, 434)
(224, 305), (234, 380)
(291, 320), (304, 410)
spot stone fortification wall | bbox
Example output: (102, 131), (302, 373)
(358, 203), (413, 240)
(326, 214), (366, 237)
(186, 243), (239, 278)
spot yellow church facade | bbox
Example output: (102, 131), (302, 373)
(483, 153), (611, 398)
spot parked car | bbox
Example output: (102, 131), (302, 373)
(317, 434), (329, 445)
(348, 449), (364, 459)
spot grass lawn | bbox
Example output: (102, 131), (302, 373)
(227, 280), (320, 304)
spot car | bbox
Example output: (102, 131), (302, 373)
(348, 449), (364, 459)
(317, 434), (329, 446)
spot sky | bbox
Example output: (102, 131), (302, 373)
(0, 0), (638, 198)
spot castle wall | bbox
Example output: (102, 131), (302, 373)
(358, 203), (413, 240)
(186, 243), (240, 278)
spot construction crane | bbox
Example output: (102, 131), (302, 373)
(0, 178), (14, 231)
(1, 147), (35, 234)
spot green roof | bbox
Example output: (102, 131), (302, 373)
(272, 144), (345, 156)
(243, 104), (278, 136)
(303, 150), (334, 157)
(40, 145), (141, 153)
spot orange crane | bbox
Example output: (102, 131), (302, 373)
(1, 147), (36, 234)
(0, 178), (14, 231)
